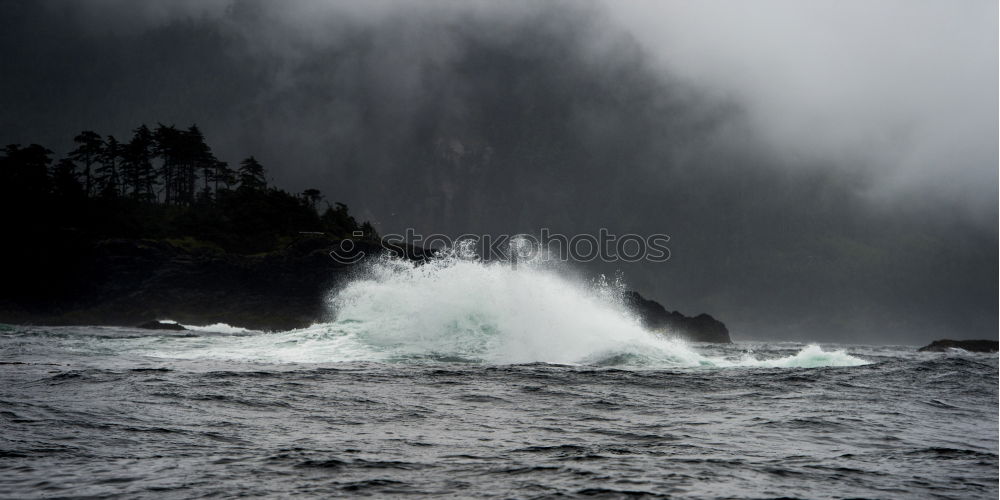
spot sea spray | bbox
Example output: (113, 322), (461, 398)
(136, 252), (868, 368)
(328, 253), (704, 365)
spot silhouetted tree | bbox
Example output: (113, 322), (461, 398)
(154, 124), (182, 204)
(321, 202), (360, 237)
(237, 156), (267, 191)
(302, 188), (323, 211)
(2, 123), (381, 255)
(69, 131), (102, 197)
(124, 124), (156, 201)
(213, 160), (235, 192)
(182, 125), (218, 200)
(95, 135), (122, 198)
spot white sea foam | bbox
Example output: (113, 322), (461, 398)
(179, 323), (260, 335)
(722, 344), (869, 368)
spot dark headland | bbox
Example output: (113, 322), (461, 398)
(1, 235), (730, 343)
(0, 125), (730, 343)
(918, 339), (999, 353)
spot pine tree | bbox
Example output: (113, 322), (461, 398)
(154, 124), (182, 204)
(95, 135), (122, 198)
(213, 160), (235, 193)
(237, 156), (267, 191)
(184, 125), (218, 200)
(68, 131), (103, 197)
(125, 125), (156, 202)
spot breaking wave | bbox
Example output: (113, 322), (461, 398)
(144, 254), (867, 369)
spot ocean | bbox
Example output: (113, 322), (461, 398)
(1, 257), (997, 498)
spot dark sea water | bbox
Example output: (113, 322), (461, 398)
(1, 324), (996, 499)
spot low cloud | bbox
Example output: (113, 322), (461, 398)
(3, 0), (996, 341)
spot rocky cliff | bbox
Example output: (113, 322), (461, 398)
(623, 291), (732, 343)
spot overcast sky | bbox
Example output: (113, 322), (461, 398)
(612, 0), (998, 219)
(24, 0), (996, 219)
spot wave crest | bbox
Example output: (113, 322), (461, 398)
(142, 255), (867, 369)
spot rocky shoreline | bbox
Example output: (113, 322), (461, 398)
(1, 236), (417, 331)
(0, 237), (732, 342)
